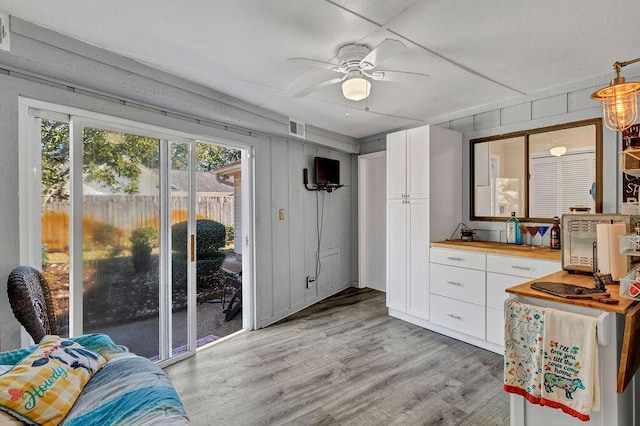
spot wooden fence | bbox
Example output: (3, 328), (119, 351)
(43, 195), (234, 252)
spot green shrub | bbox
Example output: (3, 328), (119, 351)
(226, 225), (235, 243)
(42, 244), (50, 269)
(93, 223), (120, 247)
(171, 253), (225, 293)
(130, 227), (158, 273)
(172, 219), (227, 293)
(131, 244), (152, 273)
(172, 219), (225, 259)
(130, 227), (158, 247)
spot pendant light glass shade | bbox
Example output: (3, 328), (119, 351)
(341, 76), (371, 101)
(549, 146), (567, 157)
(591, 58), (640, 132)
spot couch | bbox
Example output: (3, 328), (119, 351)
(0, 334), (189, 425)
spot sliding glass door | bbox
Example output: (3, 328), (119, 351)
(32, 113), (197, 363)
(22, 98), (251, 364)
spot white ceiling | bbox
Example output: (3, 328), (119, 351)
(1, 0), (640, 139)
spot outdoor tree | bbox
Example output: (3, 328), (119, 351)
(41, 120), (70, 207)
(41, 120), (159, 206)
(41, 121), (241, 206)
(170, 143), (241, 172)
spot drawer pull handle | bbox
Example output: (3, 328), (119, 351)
(447, 281), (463, 287)
(447, 313), (463, 321)
(511, 265), (531, 270)
(447, 257), (464, 262)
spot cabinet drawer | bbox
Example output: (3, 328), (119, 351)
(430, 248), (486, 271)
(486, 272), (528, 310)
(430, 263), (486, 306)
(430, 294), (485, 339)
(486, 307), (504, 346)
(486, 254), (560, 279)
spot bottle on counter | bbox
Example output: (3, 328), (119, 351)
(550, 216), (561, 250)
(506, 212), (521, 245)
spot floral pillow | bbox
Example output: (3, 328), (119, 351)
(0, 335), (106, 425)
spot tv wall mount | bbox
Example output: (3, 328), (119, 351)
(303, 168), (343, 192)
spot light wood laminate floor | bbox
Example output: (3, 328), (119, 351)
(166, 288), (509, 425)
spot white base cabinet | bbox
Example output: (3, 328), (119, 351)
(424, 247), (561, 354)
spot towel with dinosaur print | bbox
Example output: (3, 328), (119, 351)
(540, 308), (600, 422)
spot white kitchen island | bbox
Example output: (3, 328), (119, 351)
(506, 272), (640, 426)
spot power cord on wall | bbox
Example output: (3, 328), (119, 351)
(315, 189), (326, 280)
(446, 222), (469, 241)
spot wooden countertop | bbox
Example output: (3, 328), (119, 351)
(506, 270), (635, 314)
(431, 240), (561, 261)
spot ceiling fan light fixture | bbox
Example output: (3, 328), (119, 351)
(341, 75), (371, 101)
(591, 58), (640, 132)
(549, 146), (567, 157)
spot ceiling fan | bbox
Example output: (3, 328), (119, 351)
(288, 38), (431, 101)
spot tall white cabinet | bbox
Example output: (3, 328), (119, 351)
(386, 125), (462, 325)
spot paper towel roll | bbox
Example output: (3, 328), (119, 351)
(596, 223), (629, 281)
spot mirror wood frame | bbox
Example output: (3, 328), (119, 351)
(470, 118), (603, 223)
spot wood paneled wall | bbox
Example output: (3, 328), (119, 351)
(255, 137), (353, 327)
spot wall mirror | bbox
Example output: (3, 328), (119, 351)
(471, 118), (602, 222)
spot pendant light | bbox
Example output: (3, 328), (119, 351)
(591, 58), (640, 132)
(341, 71), (371, 101)
(549, 146), (567, 157)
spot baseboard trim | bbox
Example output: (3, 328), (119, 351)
(388, 309), (504, 355)
(257, 282), (353, 329)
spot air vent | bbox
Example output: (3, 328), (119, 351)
(289, 119), (306, 139)
(0, 13), (10, 52)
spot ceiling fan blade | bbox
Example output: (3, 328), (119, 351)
(288, 57), (341, 72)
(360, 39), (406, 70)
(370, 70), (431, 85)
(292, 76), (346, 98)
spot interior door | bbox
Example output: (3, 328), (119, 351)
(358, 152), (386, 292)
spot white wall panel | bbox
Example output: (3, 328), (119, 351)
(303, 145), (319, 303)
(532, 94), (567, 119)
(450, 116), (474, 134)
(474, 110), (500, 131)
(0, 87), (22, 351)
(254, 137), (275, 322)
(501, 102), (531, 125)
(568, 86), (601, 113)
(271, 139), (292, 317)
(288, 143), (306, 308)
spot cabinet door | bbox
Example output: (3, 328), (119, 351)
(408, 198), (429, 319)
(486, 308), (504, 345)
(486, 272), (527, 310)
(407, 126), (430, 199)
(386, 199), (407, 311)
(386, 130), (407, 199)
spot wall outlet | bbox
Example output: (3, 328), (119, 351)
(306, 276), (315, 288)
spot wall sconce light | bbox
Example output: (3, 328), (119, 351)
(549, 146), (566, 157)
(591, 58), (640, 132)
(341, 72), (371, 101)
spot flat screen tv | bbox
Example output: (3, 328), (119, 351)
(314, 157), (340, 187)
